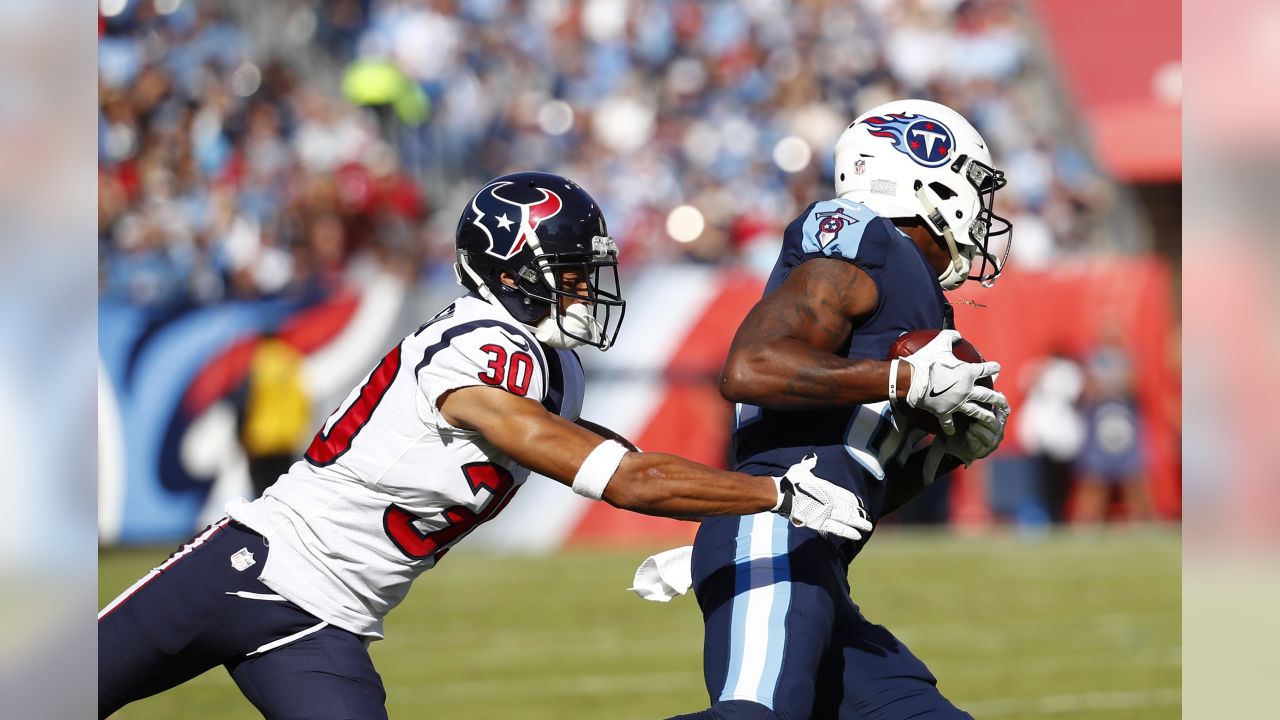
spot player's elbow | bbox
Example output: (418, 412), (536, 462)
(719, 351), (758, 403)
(720, 348), (774, 404)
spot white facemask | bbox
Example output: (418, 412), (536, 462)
(533, 302), (607, 350)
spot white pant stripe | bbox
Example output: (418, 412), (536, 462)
(247, 620), (329, 657)
(225, 591), (287, 602)
(97, 518), (232, 621)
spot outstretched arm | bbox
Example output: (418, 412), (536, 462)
(438, 385), (872, 539)
(720, 258), (907, 408)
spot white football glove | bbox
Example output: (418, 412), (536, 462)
(902, 330), (1007, 436)
(922, 403), (1011, 480)
(772, 454), (873, 542)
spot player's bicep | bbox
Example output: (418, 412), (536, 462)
(731, 258), (875, 354)
(440, 385), (602, 485)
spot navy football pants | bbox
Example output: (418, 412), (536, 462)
(669, 513), (972, 720)
(98, 519), (387, 719)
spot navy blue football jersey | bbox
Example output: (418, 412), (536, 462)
(733, 198), (954, 532)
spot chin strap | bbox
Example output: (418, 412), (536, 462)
(458, 256), (565, 345)
(457, 257), (499, 304)
(916, 187), (971, 291)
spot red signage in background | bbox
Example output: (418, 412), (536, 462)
(1032, 0), (1181, 182)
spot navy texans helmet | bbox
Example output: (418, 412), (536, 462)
(455, 171), (625, 350)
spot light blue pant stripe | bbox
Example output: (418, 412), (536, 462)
(719, 513), (791, 708)
(722, 515), (751, 701)
(760, 514), (792, 703)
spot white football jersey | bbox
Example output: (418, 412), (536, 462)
(227, 294), (585, 638)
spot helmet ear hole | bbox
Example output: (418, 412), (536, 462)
(955, 210), (964, 219)
(929, 182), (957, 200)
(840, 173), (845, 181)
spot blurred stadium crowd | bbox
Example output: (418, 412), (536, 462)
(98, 0), (1174, 530)
(98, 0), (1116, 306)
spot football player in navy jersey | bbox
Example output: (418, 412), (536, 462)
(97, 172), (879, 719)
(669, 100), (1013, 719)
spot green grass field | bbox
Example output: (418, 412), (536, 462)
(100, 528), (1179, 719)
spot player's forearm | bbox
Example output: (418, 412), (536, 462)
(603, 452), (777, 518)
(720, 338), (911, 409)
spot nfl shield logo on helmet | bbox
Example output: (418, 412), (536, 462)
(470, 181), (564, 260)
(862, 113), (954, 168)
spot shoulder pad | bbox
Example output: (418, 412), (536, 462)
(543, 348), (585, 420)
(416, 320), (547, 403)
(799, 199), (898, 268)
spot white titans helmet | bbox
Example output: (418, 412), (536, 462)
(834, 99), (1011, 289)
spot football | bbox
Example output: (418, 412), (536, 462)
(887, 329), (994, 435)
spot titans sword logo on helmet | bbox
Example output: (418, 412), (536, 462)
(862, 113), (956, 168)
(470, 181), (564, 259)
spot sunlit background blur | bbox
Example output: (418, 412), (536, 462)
(0, 0), (1256, 716)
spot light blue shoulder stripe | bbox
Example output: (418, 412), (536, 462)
(800, 198), (879, 257)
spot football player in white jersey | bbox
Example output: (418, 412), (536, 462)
(98, 172), (877, 719)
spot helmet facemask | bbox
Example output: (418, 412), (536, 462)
(959, 156), (1011, 287)
(917, 154), (1012, 289)
(457, 240), (625, 351)
(527, 234), (625, 350)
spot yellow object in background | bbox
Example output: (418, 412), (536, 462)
(341, 59), (430, 126)
(242, 339), (311, 457)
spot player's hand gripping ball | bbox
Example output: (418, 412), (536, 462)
(888, 329), (995, 436)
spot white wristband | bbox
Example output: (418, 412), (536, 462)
(572, 440), (629, 500)
(888, 358), (901, 401)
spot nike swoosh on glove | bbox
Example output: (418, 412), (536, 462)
(772, 454), (873, 542)
(903, 331), (1006, 436)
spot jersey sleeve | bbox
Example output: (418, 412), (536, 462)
(416, 323), (547, 427)
(795, 198), (892, 268)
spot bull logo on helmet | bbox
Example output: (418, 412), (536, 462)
(862, 113), (954, 168)
(471, 181), (564, 260)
